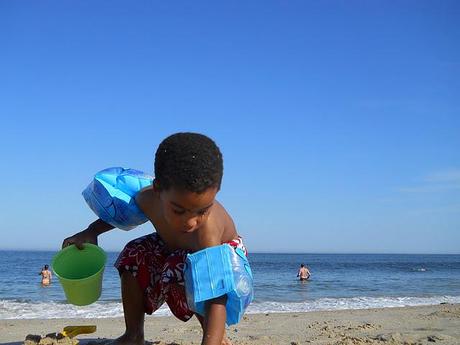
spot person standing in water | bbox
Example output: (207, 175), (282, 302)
(39, 265), (52, 286)
(297, 264), (311, 281)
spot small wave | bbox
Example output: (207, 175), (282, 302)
(412, 268), (428, 272)
(0, 300), (171, 319)
(246, 295), (460, 314)
(1, 295), (460, 319)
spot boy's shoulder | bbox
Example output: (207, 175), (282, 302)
(205, 201), (237, 242)
(135, 186), (156, 214)
(135, 185), (154, 205)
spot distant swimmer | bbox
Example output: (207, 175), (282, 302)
(297, 263), (311, 281)
(39, 264), (52, 286)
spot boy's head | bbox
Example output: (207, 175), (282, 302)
(154, 133), (224, 233)
(154, 132), (223, 193)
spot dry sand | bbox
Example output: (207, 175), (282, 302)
(1, 304), (459, 345)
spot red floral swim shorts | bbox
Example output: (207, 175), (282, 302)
(114, 233), (247, 321)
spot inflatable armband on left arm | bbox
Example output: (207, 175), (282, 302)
(82, 167), (153, 230)
(184, 244), (254, 325)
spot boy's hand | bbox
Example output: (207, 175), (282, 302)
(62, 219), (114, 250)
(62, 229), (98, 250)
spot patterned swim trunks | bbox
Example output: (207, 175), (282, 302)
(114, 233), (247, 321)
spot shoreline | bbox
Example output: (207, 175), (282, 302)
(3, 295), (460, 320)
(1, 304), (460, 344)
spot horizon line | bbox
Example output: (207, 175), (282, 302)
(0, 248), (459, 255)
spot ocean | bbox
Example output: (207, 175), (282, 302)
(1, 251), (459, 319)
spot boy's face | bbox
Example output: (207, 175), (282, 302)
(158, 186), (219, 233)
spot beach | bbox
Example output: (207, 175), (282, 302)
(1, 304), (459, 345)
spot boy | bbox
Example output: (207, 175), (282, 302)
(62, 133), (247, 345)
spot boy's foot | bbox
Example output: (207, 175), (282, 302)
(104, 333), (145, 345)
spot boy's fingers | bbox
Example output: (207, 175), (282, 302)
(75, 240), (85, 250)
(62, 234), (90, 250)
(62, 237), (82, 249)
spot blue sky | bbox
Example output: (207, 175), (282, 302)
(1, 1), (459, 253)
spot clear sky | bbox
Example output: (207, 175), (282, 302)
(1, 1), (459, 253)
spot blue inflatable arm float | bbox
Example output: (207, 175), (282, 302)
(82, 167), (153, 230)
(184, 244), (254, 325)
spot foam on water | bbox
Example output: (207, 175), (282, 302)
(1, 295), (459, 319)
(0, 299), (172, 319)
(246, 295), (460, 314)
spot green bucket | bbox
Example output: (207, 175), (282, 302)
(52, 243), (107, 306)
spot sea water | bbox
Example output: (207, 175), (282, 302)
(0, 251), (459, 319)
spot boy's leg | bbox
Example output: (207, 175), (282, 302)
(196, 314), (232, 345)
(108, 271), (145, 345)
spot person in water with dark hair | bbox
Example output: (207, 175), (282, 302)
(62, 132), (249, 345)
(297, 264), (311, 281)
(39, 264), (52, 286)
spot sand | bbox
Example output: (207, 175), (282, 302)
(1, 304), (459, 345)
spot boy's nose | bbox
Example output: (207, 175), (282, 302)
(185, 216), (199, 231)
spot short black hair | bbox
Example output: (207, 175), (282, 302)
(154, 132), (223, 193)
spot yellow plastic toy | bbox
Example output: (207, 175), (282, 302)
(60, 325), (97, 338)
(24, 325), (97, 345)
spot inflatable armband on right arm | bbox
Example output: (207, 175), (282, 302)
(184, 244), (254, 325)
(82, 167), (153, 230)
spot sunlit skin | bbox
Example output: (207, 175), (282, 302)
(137, 184), (237, 253)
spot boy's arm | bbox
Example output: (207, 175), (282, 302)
(202, 296), (227, 345)
(197, 226), (226, 345)
(62, 219), (115, 249)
